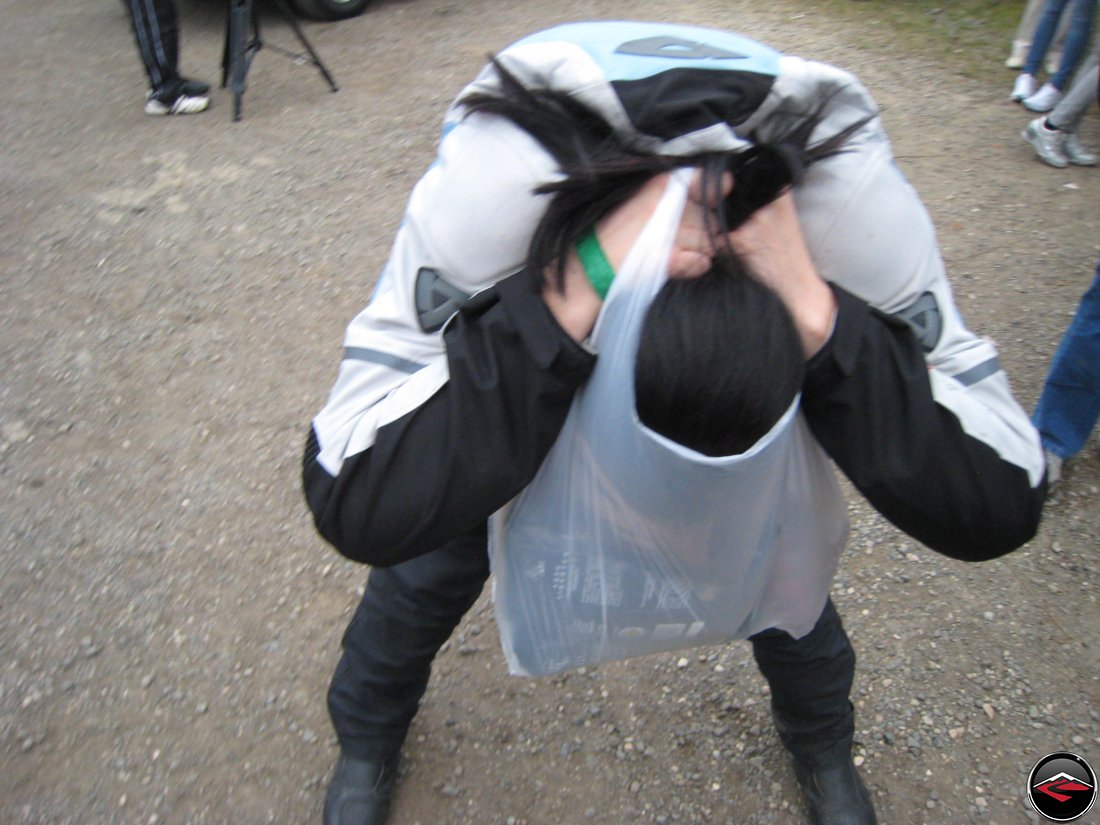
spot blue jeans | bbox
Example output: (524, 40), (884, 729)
(1024, 0), (1098, 90)
(1032, 258), (1100, 458)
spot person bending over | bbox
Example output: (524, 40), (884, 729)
(303, 22), (1047, 825)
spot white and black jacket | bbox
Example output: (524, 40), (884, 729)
(304, 22), (1046, 568)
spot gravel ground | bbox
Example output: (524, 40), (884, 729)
(1, 1), (1098, 824)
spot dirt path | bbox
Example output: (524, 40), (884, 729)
(2, 1), (1098, 824)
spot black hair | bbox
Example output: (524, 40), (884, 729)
(634, 255), (803, 456)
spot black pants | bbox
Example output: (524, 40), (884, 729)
(125, 0), (181, 95)
(328, 526), (855, 769)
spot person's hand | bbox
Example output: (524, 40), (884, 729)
(595, 169), (730, 279)
(727, 192), (837, 357)
(545, 170), (723, 341)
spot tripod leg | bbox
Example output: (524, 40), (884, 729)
(227, 0), (253, 121)
(221, 5), (231, 89)
(272, 0), (339, 92)
(225, 0), (264, 121)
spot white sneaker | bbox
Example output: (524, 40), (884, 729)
(1045, 451), (1063, 487)
(1005, 40), (1029, 69)
(145, 92), (210, 116)
(1062, 133), (1098, 166)
(1023, 82), (1062, 112)
(1022, 118), (1069, 168)
(1011, 73), (1037, 101)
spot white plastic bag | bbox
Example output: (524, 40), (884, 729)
(489, 171), (848, 676)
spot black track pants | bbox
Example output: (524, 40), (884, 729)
(327, 526), (491, 761)
(750, 598), (856, 768)
(125, 0), (181, 94)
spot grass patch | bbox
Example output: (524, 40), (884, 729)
(807, 0), (1025, 81)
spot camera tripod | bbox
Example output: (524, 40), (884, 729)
(222, 0), (339, 121)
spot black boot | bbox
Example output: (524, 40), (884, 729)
(793, 758), (877, 825)
(322, 752), (400, 825)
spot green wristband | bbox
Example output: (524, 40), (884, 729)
(575, 228), (615, 301)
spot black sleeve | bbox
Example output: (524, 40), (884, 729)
(303, 271), (596, 567)
(801, 285), (1046, 562)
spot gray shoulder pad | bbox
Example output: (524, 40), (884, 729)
(415, 267), (472, 333)
(894, 291), (942, 353)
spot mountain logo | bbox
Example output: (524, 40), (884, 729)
(1028, 752), (1096, 822)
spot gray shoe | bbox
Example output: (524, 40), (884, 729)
(1063, 133), (1098, 166)
(1023, 119), (1069, 168)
